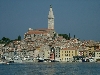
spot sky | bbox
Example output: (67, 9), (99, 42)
(0, 0), (100, 41)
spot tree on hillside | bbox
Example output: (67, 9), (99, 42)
(58, 34), (69, 40)
(0, 37), (11, 45)
(1, 37), (10, 43)
(68, 33), (71, 40)
(18, 35), (21, 41)
(74, 35), (76, 38)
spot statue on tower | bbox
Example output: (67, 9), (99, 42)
(50, 5), (52, 8)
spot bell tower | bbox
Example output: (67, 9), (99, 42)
(48, 5), (54, 29)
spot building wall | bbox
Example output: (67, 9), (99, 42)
(34, 50), (39, 58)
(83, 49), (94, 57)
(60, 49), (77, 62)
(94, 51), (100, 61)
(55, 47), (60, 61)
(78, 51), (84, 56)
(86, 46), (94, 52)
(8, 51), (14, 58)
(27, 50), (34, 57)
(95, 51), (100, 57)
(49, 30), (55, 37)
(39, 50), (44, 59)
(40, 45), (50, 59)
(83, 50), (89, 57)
(50, 52), (54, 60)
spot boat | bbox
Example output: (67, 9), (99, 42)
(22, 56), (34, 63)
(13, 56), (22, 63)
(0, 61), (6, 64)
(89, 58), (95, 62)
(0, 60), (10, 64)
(38, 58), (44, 62)
(38, 60), (44, 62)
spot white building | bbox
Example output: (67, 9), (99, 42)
(94, 50), (100, 61)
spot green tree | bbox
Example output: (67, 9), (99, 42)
(18, 35), (21, 41)
(1, 37), (10, 43)
(58, 34), (69, 40)
(74, 35), (76, 38)
(68, 33), (70, 40)
(0, 37), (11, 45)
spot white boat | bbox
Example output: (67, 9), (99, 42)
(0, 60), (9, 64)
(14, 59), (22, 63)
(22, 56), (34, 63)
(13, 56), (22, 63)
(89, 58), (95, 62)
(0, 61), (6, 64)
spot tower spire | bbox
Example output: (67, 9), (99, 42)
(48, 5), (54, 29)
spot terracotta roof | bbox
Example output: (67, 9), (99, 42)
(94, 50), (100, 52)
(61, 48), (77, 50)
(26, 30), (48, 35)
(36, 28), (54, 31)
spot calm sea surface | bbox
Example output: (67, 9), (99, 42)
(0, 62), (100, 75)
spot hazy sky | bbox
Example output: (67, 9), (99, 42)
(0, 0), (100, 41)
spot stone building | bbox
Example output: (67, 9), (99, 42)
(54, 47), (60, 61)
(48, 5), (54, 29)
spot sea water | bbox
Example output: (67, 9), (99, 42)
(0, 62), (100, 75)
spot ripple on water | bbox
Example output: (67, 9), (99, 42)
(0, 62), (100, 75)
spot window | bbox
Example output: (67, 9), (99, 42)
(65, 51), (66, 53)
(56, 55), (57, 57)
(66, 54), (68, 56)
(59, 55), (60, 57)
(69, 51), (70, 53)
(72, 51), (73, 53)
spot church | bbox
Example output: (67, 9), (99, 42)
(24, 5), (56, 41)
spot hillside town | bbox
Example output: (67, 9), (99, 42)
(0, 5), (100, 63)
